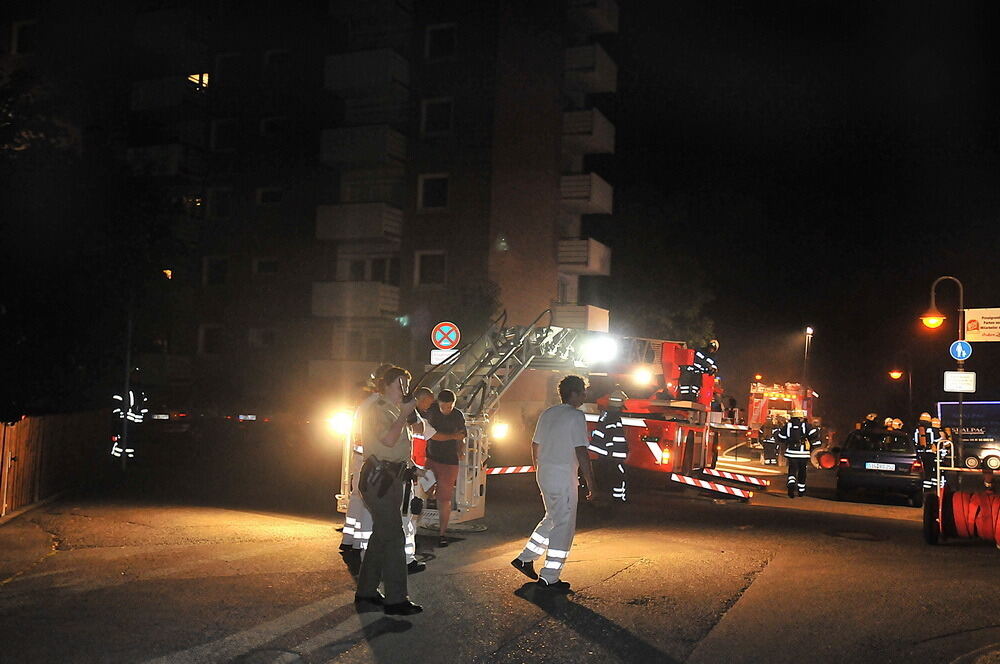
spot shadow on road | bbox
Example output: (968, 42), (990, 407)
(512, 582), (680, 664)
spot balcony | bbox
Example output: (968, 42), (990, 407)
(321, 125), (406, 167)
(312, 281), (400, 318)
(308, 359), (373, 383)
(324, 49), (409, 97)
(126, 143), (207, 178)
(130, 76), (205, 111)
(564, 43), (618, 94)
(568, 0), (619, 35)
(343, 81), (410, 125)
(563, 108), (615, 155)
(316, 203), (402, 242)
(558, 238), (611, 276)
(552, 304), (609, 332)
(561, 173), (613, 214)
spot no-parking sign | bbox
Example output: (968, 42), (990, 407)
(431, 321), (461, 350)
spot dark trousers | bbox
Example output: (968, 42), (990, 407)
(918, 451), (940, 490)
(358, 473), (408, 604)
(762, 442), (778, 464)
(786, 457), (808, 495)
(595, 459), (627, 502)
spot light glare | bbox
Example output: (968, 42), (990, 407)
(326, 411), (352, 436)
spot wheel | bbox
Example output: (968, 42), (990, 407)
(965, 455), (980, 469)
(985, 455), (1000, 470)
(908, 491), (924, 508)
(835, 478), (850, 501)
(923, 492), (940, 545)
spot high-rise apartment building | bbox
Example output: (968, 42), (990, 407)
(2, 0), (619, 415)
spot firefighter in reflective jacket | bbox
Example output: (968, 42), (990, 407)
(760, 423), (779, 465)
(914, 414), (947, 490)
(589, 387), (629, 502)
(777, 410), (821, 498)
(678, 340), (719, 399)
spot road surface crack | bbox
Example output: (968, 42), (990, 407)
(0, 520), (61, 589)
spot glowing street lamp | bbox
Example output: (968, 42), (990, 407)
(888, 369), (904, 380)
(920, 307), (945, 329)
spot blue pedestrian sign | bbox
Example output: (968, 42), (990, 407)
(949, 340), (973, 361)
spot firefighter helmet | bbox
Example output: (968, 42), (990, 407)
(865, 412), (878, 422)
(931, 417), (941, 427)
(884, 417), (894, 427)
(892, 418), (903, 430)
(607, 386), (628, 407)
(919, 412), (932, 423)
(708, 339), (720, 353)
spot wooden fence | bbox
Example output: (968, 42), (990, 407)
(1, 411), (111, 518)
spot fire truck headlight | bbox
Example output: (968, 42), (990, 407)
(492, 422), (509, 440)
(326, 411), (353, 436)
(632, 367), (653, 386)
(582, 335), (618, 364)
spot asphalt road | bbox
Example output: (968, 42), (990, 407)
(1, 467), (999, 664)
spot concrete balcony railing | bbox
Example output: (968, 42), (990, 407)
(564, 43), (618, 94)
(562, 108), (615, 155)
(560, 172), (613, 214)
(126, 143), (207, 178)
(324, 49), (409, 97)
(552, 304), (609, 332)
(568, 0), (619, 35)
(558, 238), (612, 276)
(343, 81), (410, 125)
(316, 203), (402, 242)
(321, 125), (406, 167)
(312, 281), (400, 318)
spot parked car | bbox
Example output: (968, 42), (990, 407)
(835, 429), (924, 507)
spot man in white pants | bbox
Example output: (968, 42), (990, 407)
(511, 375), (595, 590)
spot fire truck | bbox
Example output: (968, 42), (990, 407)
(338, 310), (762, 527)
(746, 381), (818, 438)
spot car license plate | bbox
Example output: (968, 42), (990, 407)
(865, 462), (895, 471)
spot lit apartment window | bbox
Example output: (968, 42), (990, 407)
(198, 324), (225, 355)
(187, 72), (210, 91)
(208, 188), (234, 219)
(202, 256), (228, 286)
(211, 118), (239, 151)
(249, 328), (275, 349)
(253, 258), (279, 275)
(259, 116), (287, 137)
(421, 98), (454, 136)
(415, 250), (446, 287)
(11, 20), (38, 55)
(425, 23), (456, 60)
(256, 188), (284, 205)
(418, 174), (448, 210)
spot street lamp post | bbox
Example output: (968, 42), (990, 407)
(921, 275), (965, 465)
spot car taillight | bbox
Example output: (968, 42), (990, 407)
(839, 457), (850, 467)
(911, 459), (923, 472)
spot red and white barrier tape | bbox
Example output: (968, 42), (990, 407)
(670, 473), (753, 499)
(486, 465), (536, 475)
(703, 468), (770, 487)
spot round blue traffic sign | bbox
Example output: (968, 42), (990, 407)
(949, 340), (972, 361)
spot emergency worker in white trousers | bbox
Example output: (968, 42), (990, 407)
(511, 375), (596, 590)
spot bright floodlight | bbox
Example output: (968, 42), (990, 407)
(805, 326), (814, 335)
(492, 422), (509, 440)
(632, 367), (653, 386)
(326, 411), (352, 436)
(581, 335), (619, 364)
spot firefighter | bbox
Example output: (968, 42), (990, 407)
(777, 409), (821, 498)
(914, 413), (938, 491)
(859, 412), (879, 432)
(588, 387), (629, 502)
(760, 422), (779, 466)
(678, 339), (719, 400)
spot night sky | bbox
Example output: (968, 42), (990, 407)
(595, 0), (1000, 432)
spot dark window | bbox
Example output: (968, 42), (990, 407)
(204, 257), (228, 285)
(12, 21), (39, 55)
(348, 331), (364, 358)
(263, 49), (290, 68)
(419, 175), (448, 210)
(254, 258), (278, 274)
(364, 337), (383, 362)
(209, 189), (233, 218)
(214, 53), (242, 85)
(200, 325), (224, 355)
(258, 188), (284, 205)
(422, 98), (453, 135)
(370, 257), (387, 283)
(249, 328), (275, 348)
(260, 116), (287, 137)
(388, 257), (400, 286)
(426, 24), (456, 60)
(212, 119), (239, 151)
(349, 260), (365, 281)
(416, 252), (446, 286)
